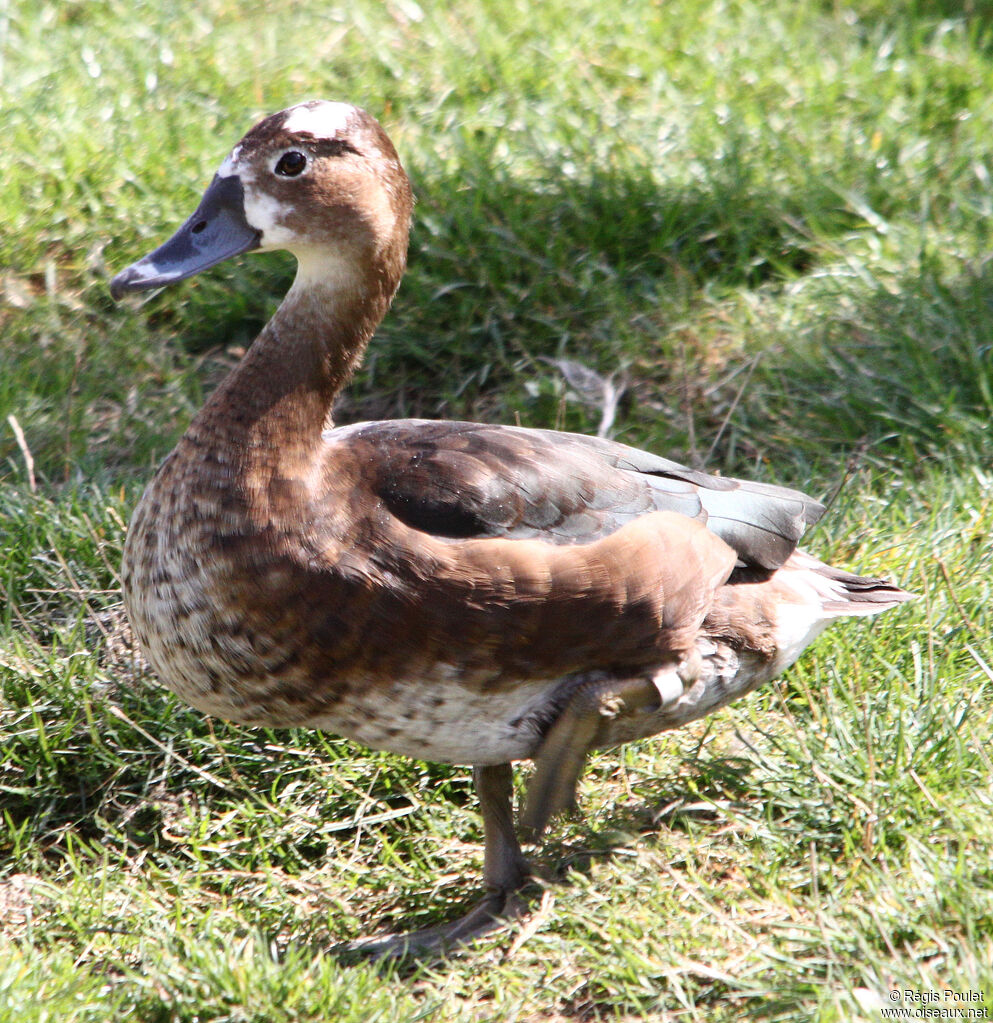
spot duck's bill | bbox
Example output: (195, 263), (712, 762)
(110, 175), (261, 300)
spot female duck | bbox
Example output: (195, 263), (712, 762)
(111, 101), (909, 954)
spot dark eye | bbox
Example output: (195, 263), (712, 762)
(274, 151), (307, 177)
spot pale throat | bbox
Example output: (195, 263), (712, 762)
(255, 250), (389, 410)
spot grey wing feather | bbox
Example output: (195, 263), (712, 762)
(331, 420), (824, 571)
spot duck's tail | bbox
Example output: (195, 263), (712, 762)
(787, 550), (913, 617)
(754, 550), (911, 677)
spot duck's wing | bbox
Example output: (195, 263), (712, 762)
(299, 419), (827, 685)
(329, 419), (824, 572)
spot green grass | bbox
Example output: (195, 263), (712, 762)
(2, 0), (992, 1019)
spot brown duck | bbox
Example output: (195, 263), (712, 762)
(111, 100), (910, 954)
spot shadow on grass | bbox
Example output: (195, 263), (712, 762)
(11, 124), (992, 481)
(107, 143), (992, 466)
(134, 147), (856, 408)
(4, 143), (853, 482)
(825, 0), (993, 43)
(317, 750), (785, 974)
(338, 157), (857, 424)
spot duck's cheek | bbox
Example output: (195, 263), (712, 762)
(242, 190), (299, 251)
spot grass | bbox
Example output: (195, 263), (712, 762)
(1, 0), (992, 1018)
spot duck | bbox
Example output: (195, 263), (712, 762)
(110, 100), (911, 955)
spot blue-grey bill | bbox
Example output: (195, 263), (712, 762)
(110, 175), (261, 300)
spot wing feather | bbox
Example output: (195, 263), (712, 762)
(328, 419), (823, 571)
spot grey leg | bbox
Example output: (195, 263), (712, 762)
(476, 762), (530, 893)
(344, 762), (531, 959)
(521, 674), (662, 841)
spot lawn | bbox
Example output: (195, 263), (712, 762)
(1, 0), (992, 1019)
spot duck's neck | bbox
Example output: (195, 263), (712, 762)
(189, 264), (394, 474)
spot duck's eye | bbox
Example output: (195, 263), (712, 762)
(274, 151), (307, 177)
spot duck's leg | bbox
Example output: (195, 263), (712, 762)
(476, 761), (532, 901)
(345, 762), (531, 959)
(521, 674), (665, 841)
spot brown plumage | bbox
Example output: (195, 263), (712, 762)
(111, 100), (911, 955)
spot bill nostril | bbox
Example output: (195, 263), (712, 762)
(191, 220), (207, 235)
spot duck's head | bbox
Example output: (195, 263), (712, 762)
(110, 101), (413, 301)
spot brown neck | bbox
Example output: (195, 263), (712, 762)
(187, 269), (395, 475)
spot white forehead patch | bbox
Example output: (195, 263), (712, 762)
(282, 101), (357, 139)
